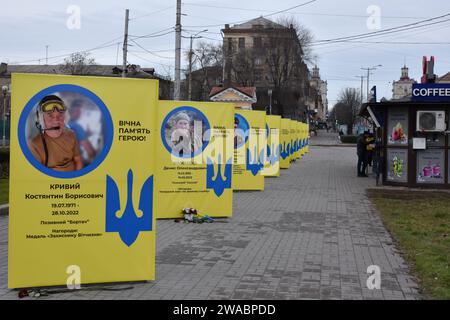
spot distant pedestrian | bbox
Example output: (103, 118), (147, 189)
(356, 131), (369, 177)
(365, 132), (375, 174)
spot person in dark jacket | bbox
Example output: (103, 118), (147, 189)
(356, 131), (369, 177)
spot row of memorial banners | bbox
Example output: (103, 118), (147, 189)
(8, 75), (309, 288)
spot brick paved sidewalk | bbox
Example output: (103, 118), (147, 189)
(309, 130), (341, 146)
(0, 145), (420, 300)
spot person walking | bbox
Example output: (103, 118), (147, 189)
(356, 131), (369, 177)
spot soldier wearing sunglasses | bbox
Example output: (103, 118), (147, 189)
(28, 95), (83, 171)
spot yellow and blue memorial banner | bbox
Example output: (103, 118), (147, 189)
(299, 122), (305, 157)
(293, 121), (300, 160)
(296, 122), (302, 159)
(280, 118), (291, 169)
(9, 73), (157, 288)
(155, 100), (234, 219)
(305, 123), (310, 154)
(303, 122), (308, 156)
(262, 115), (281, 177)
(232, 110), (266, 190)
(289, 120), (296, 162)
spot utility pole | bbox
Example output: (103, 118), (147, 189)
(355, 75), (366, 103)
(174, 0), (182, 100)
(188, 36), (194, 101)
(122, 9), (130, 78)
(45, 45), (49, 65)
(361, 65), (381, 101)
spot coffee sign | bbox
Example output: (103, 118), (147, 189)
(412, 83), (450, 102)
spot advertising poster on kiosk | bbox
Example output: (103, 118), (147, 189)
(417, 149), (445, 184)
(232, 110), (266, 190)
(387, 108), (408, 146)
(386, 149), (408, 183)
(280, 119), (291, 169)
(9, 74), (157, 288)
(155, 101), (234, 219)
(262, 115), (281, 177)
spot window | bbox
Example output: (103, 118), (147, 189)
(238, 37), (245, 49)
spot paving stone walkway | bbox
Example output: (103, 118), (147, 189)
(0, 134), (421, 300)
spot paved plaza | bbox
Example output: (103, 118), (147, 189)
(0, 132), (421, 300)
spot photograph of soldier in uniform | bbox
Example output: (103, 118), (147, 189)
(28, 95), (83, 172)
(25, 92), (106, 173)
(164, 111), (206, 157)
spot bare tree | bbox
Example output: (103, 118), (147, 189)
(185, 42), (223, 100)
(335, 88), (362, 135)
(276, 16), (316, 65)
(231, 48), (257, 86)
(60, 52), (96, 75)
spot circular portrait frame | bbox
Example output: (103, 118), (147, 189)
(160, 106), (211, 159)
(18, 84), (114, 179)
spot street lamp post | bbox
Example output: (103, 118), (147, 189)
(188, 29), (208, 101)
(361, 65), (382, 102)
(2, 85), (8, 147)
(268, 89), (272, 115)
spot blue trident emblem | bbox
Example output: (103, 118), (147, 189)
(246, 146), (264, 176)
(290, 140), (296, 155)
(280, 142), (290, 160)
(105, 170), (153, 247)
(266, 143), (280, 166)
(206, 154), (232, 197)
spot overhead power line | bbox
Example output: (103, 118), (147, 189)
(182, 2), (430, 20)
(129, 27), (175, 40)
(130, 39), (174, 59)
(183, 0), (317, 28)
(12, 37), (123, 64)
(311, 12), (450, 45)
(129, 6), (174, 21)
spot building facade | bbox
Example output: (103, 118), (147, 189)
(221, 17), (320, 120)
(392, 65), (416, 100)
(309, 66), (328, 121)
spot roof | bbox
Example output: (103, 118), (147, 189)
(209, 86), (257, 104)
(438, 72), (450, 83)
(209, 86), (256, 98)
(229, 17), (285, 30)
(0, 64), (161, 80)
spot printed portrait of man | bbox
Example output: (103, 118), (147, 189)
(169, 112), (203, 157)
(28, 95), (83, 172)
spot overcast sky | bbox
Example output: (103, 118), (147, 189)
(2, 0), (450, 108)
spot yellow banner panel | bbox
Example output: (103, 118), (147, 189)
(280, 119), (291, 169)
(262, 115), (281, 177)
(155, 100), (234, 219)
(9, 73), (157, 288)
(233, 110), (266, 190)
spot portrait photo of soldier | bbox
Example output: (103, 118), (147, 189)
(28, 95), (83, 172)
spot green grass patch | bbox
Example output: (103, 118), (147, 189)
(0, 178), (8, 205)
(367, 189), (450, 300)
